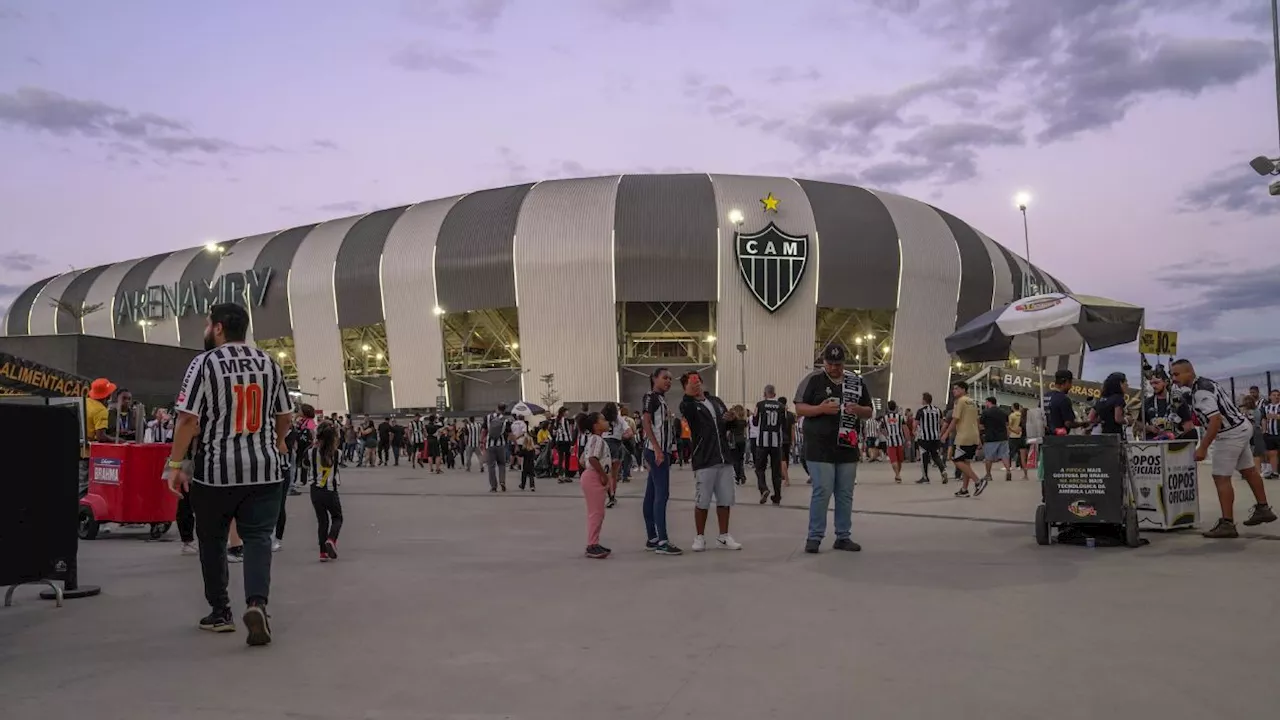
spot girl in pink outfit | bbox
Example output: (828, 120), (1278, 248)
(579, 412), (612, 559)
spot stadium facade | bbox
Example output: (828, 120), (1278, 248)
(0, 174), (1080, 414)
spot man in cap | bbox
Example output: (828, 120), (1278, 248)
(795, 343), (874, 553)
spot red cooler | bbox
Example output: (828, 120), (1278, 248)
(80, 443), (178, 540)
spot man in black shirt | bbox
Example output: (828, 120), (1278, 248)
(1139, 370), (1194, 440)
(795, 343), (874, 554)
(678, 371), (741, 552)
(1044, 370), (1083, 435)
(979, 397), (1011, 483)
(377, 418), (392, 466)
(754, 385), (785, 505)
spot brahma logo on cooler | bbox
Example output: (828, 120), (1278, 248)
(92, 457), (122, 485)
(1067, 500), (1097, 518)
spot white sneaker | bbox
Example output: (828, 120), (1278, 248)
(181, 542), (197, 555)
(271, 539), (282, 552)
(717, 534), (742, 550)
(691, 535), (706, 552)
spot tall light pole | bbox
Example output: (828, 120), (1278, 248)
(1014, 191), (1033, 297)
(1272, 0), (1279, 152)
(728, 209), (747, 405)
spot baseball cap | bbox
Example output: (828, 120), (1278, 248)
(822, 343), (847, 364)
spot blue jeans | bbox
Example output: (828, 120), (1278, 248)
(807, 461), (857, 541)
(642, 449), (671, 543)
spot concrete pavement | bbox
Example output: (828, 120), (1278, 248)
(1, 458), (1276, 720)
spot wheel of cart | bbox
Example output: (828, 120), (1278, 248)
(1034, 504), (1050, 545)
(149, 522), (172, 540)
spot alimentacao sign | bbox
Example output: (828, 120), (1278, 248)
(115, 268), (272, 326)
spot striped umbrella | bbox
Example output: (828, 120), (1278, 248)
(945, 292), (1145, 363)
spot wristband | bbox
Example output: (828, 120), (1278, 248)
(166, 459), (184, 469)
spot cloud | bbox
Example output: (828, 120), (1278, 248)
(0, 86), (274, 157)
(400, 0), (512, 32)
(0, 282), (29, 300)
(310, 138), (340, 150)
(1155, 261), (1280, 328)
(317, 200), (379, 214)
(1180, 164), (1280, 217)
(0, 251), (46, 273)
(1228, 2), (1275, 29)
(390, 45), (484, 75)
(0, 8), (24, 21)
(763, 66), (822, 84)
(594, 0), (674, 24)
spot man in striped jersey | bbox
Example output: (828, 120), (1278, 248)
(164, 303), (293, 646)
(913, 393), (946, 484)
(879, 400), (908, 483)
(552, 406), (574, 482)
(484, 403), (513, 492)
(1263, 390), (1280, 479)
(407, 414), (426, 468)
(1170, 359), (1276, 537)
(754, 385), (786, 505)
(462, 416), (484, 472)
(641, 368), (681, 554)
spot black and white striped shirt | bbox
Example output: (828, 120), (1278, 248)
(1263, 402), (1280, 436)
(755, 399), (785, 447)
(880, 411), (907, 446)
(553, 416), (573, 442)
(914, 405), (943, 442)
(177, 343), (293, 486)
(408, 419), (425, 444)
(1189, 376), (1247, 431)
(485, 412), (512, 448)
(641, 391), (670, 454)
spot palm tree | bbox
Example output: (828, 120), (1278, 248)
(50, 298), (105, 324)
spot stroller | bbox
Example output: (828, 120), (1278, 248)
(534, 442), (555, 478)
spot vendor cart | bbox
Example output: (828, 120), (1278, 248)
(1034, 434), (1140, 547)
(80, 442), (177, 540)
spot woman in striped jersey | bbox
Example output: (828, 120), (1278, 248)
(407, 414), (426, 469)
(310, 420), (343, 561)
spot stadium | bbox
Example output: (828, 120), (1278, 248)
(0, 174), (1080, 414)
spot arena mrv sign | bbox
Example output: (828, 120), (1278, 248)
(734, 222), (809, 313)
(114, 268), (272, 326)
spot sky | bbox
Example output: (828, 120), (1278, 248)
(0, 0), (1277, 381)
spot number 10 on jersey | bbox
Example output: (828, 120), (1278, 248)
(232, 383), (264, 434)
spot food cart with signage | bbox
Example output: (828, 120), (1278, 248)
(1127, 441), (1199, 530)
(80, 442), (176, 540)
(1034, 433), (1141, 547)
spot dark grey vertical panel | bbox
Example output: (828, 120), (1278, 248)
(176, 239), (241, 345)
(335, 205), (410, 327)
(614, 174), (718, 302)
(435, 184), (534, 311)
(931, 207), (995, 329)
(1025, 263), (1049, 295)
(56, 265), (110, 335)
(990, 243), (1025, 308)
(113, 253), (173, 342)
(796, 180), (899, 309)
(251, 225), (317, 340)
(5, 276), (56, 336)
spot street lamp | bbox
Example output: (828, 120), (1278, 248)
(1013, 191), (1033, 295)
(432, 306), (445, 316)
(727, 209), (745, 227)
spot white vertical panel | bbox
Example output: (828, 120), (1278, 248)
(1008, 251), (1036, 299)
(383, 196), (461, 408)
(139, 247), (202, 346)
(210, 231), (276, 346)
(975, 231), (1015, 308)
(710, 175), (819, 408)
(515, 177), (620, 403)
(82, 258), (142, 338)
(27, 270), (83, 336)
(871, 190), (962, 407)
(291, 216), (363, 414)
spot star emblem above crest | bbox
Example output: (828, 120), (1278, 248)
(760, 192), (780, 213)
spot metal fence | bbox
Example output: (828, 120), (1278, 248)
(1219, 369), (1280, 401)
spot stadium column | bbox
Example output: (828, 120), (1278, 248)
(291, 215), (365, 415)
(137, 247), (203, 346)
(26, 269), (84, 336)
(710, 175), (818, 407)
(195, 232), (274, 348)
(514, 177), (621, 404)
(80, 258), (143, 339)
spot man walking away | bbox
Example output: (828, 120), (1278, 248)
(464, 416), (484, 472)
(980, 397), (1012, 483)
(164, 303), (293, 647)
(1169, 360), (1276, 537)
(754, 385), (785, 505)
(679, 372), (741, 552)
(913, 393), (946, 484)
(1007, 403), (1028, 479)
(642, 368), (681, 555)
(880, 400), (907, 483)
(796, 343), (873, 553)
(484, 403), (512, 492)
(942, 382), (984, 498)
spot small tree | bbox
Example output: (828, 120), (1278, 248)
(50, 299), (105, 324)
(539, 373), (561, 410)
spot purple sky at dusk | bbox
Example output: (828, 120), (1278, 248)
(1, 0), (1277, 380)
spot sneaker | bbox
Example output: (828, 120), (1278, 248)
(1005, 471), (1013, 482)
(832, 538), (862, 552)
(954, 489), (970, 498)
(691, 535), (706, 552)
(198, 608), (235, 633)
(916, 477), (930, 484)
(606, 496), (617, 509)
(1242, 504), (1278, 527)
(181, 542), (197, 555)
(500, 484), (507, 492)
(759, 489), (769, 505)
(585, 545), (610, 559)
(323, 539), (338, 559)
(645, 538), (659, 551)
(271, 539), (282, 552)
(941, 477), (949, 485)
(716, 534), (742, 550)
(529, 486), (535, 492)
(489, 488), (497, 493)
(288, 487), (302, 496)
(974, 476), (990, 497)
(320, 552), (329, 562)
(227, 547), (244, 563)
(655, 541), (683, 555)
(1202, 518), (1239, 538)
(804, 539), (820, 554)
(243, 604), (272, 646)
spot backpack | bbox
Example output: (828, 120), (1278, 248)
(487, 414), (507, 443)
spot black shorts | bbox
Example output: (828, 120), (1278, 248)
(781, 444), (791, 459)
(1266, 435), (1280, 452)
(1008, 437), (1025, 452)
(953, 444), (979, 463)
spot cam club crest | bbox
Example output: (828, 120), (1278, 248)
(734, 222), (809, 313)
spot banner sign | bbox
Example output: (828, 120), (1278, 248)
(115, 267), (272, 326)
(1128, 441), (1198, 530)
(989, 368), (1139, 404)
(1138, 329), (1178, 355)
(91, 457), (122, 485)
(1041, 435), (1126, 525)
(0, 352), (91, 398)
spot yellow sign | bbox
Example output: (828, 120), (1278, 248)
(1139, 329), (1178, 355)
